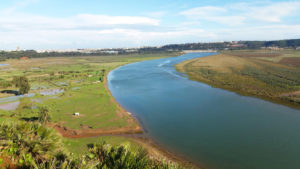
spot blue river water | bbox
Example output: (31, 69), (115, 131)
(108, 53), (300, 169)
(0, 64), (9, 67)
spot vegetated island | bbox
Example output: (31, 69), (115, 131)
(176, 49), (300, 109)
(0, 52), (198, 168)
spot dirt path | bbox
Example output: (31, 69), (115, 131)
(51, 123), (143, 138)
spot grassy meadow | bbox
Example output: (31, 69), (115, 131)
(176, 49), (300, 109)
(0, 52), (179, 156)
(63, 136), (142, 155)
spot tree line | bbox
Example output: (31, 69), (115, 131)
(1, 39), (299, 61)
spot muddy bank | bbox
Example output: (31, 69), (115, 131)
(52, 123), (143, 138)
(51, 122), (200, 169)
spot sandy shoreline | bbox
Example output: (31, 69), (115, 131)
(125, 134), (201, 169)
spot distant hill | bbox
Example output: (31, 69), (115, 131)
(1, 39), (299, 61)
(158, 39), (300, 51)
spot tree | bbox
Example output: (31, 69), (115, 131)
(12, 76), (30, 95)
(38, 106), (51, 124)
(98, 69), (106, 82)
(101, 69), (106, 75)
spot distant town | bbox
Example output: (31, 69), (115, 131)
(0, 39), (299, 61)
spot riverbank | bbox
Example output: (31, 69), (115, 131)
(0, 53), (197, 168)
(63, 131), (200, 168)
(126, 135), (201, 169)
(100, 59), (201, 168)
(176, 51), (300, 109)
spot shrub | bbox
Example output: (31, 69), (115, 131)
(87, 142), (183, 169)
(37, 106), (51, 124)
(0, 80), (12, 88)
(12, 76), (30, 95)
(0, 122), (183, 169)
(0, 121), (65, 168)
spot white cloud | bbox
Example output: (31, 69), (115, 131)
(245, 1), (300, 22)
(180, 6), (245, 26)
(76, 14), (160, 26)
(1, 22), (299, 49)
(206, 16), (245, 26)
(2, 0), (40, 14)
(0, 12), (161, 49)
(0, 1), (299, 49)
(180, 6), (226, 18)
(0, 11), (216, 49)
(144, 11), (166, 18)
(180, 1), (300, 25)
(214, 24), (300, 41)
(0, 26), (215, 49)
(0, 13), (160, 31)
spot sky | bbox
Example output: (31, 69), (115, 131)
(0, 0), (299, 50)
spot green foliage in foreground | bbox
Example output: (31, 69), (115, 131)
(0, 121), (64, 168)
(0, 121), (182, 169)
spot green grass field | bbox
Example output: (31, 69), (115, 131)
(176, 50), (300, 109)
(0, 52), (179, 156)
(63, 136), (142, 156)
(221, 49), (300, 63)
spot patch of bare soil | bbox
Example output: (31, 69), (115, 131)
(280, 90), (300, 104)
(279, 57), (300, 66)
(280, 90), (300, 97)
(0, 156), (17, 169)
(50, 123), (143, 138)
(230, 53), (282, 58)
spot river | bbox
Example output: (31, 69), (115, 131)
(108, 53), (300, 169)
(0, 64), (9, 67)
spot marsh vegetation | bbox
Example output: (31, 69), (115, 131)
(176, 50), (300, 109)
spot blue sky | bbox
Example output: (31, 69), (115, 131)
(0, 0), (299, 49)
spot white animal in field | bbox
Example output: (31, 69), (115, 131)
(74, 112), (80, 116)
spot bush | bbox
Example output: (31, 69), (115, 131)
(37, 105), (51, 124)
(86, 142), (182, 169)
(12, 76), (30, 95)
(0, 121), (183, 169)
(0, 80), (12, 88)
(0, 121), (65, 168)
